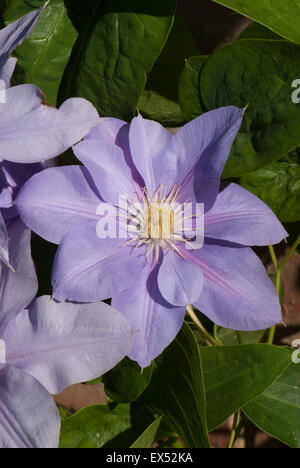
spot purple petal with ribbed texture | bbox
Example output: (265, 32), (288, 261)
(52, 221), (145, 302)
(0, 85), (100, 163)
(205, 183), (288, 246)
(16, 165), (101, 244)
(0, 365), (60, 448)
(112, 262), (186, 368)
(0, 220), (37, 331)
(4, 296), (134, 394)
(186, 241), (282, 330)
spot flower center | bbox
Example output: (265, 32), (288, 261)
(121, 184), (197, 263)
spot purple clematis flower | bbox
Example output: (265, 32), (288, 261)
(16, 108), (288, 368)
(0, 220), (134, 448)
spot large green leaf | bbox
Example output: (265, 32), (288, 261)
(138, 14), (199, 126)
(130, 415), (163, 448)
(198, 40), (300, 177)
(140, 322), (210, 448)
(103, 357), (154, 403)
(60, 0), (176, 120)
(178, 56), (208, 122)
(59, 403), (154, 448)
(200, 344), (292, 431)
(240, 162), (300, 222)
(243, 362), (300, 448)
(59, 404), (132, 448)
(212, 0), (300, 45)
(3, 0), (78, 105)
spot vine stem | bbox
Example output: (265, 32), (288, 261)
(227, 412), (239, 448)
(227, 413), (247, 448)
(186, 305), (220, 346)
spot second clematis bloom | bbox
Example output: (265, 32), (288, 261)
(0, 220), (134, 448)
(16, 107), (288, 368)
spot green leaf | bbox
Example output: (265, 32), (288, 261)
(103, 357), (154, 403)
(59, 404), (132, 448)
(130, 415), (163, 448)
(3, 0), (78, 105)
(200, 344), (292, 431)
(138, 14), (199, 126)
(84, 376), (102, 385)
(59, 402), (155, 448)
(138, 90), (183, 127)
(178, 56), (209, 121)
(140, 322), (210, 448)
(282, 147), (300, 165)
(243, 362), (300, 448)
(198, 40), (300, 177)
(216, 327), (266, 346)
(240, 162), (300, 222)
(212, 0), (300, 45)
(239, 22), (283, 41)
(59, 0), (176, 121)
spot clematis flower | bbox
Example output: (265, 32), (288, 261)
(16, 108), (288, 368)
(0, 220), (134, 448)
(0, 4), (46, 86)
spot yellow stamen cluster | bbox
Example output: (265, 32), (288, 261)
(120, 184), (196, 263)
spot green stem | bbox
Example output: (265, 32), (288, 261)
(213, 324), (223, 346)
(227, 412), (239, 448)
(268, 245), (278, 269)
(186, 305), (219, 347)
(227, 413), (247, 448)
(267, 325), (276, 345)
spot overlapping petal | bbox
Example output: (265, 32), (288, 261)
(185, 241), (282, 330)
(112, 262), (186, 368)
(3, 296), (134, 394)
(73, 138), (137, 204)
(0, 85), (100, 163)
(158, 251), (204, 306)
(0, 220), (37, 330)
(174, 106), (244, 210)
(0, 365), (60, 448)
(129, 114), (174, 193)
(84, 118), (145, 190)
(127, 108), (243, 208)
(205, 183), (288, 246)
(52, 222), (145, 302)
(0, 58), (17, 87)
(16, 165), (101, 244)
